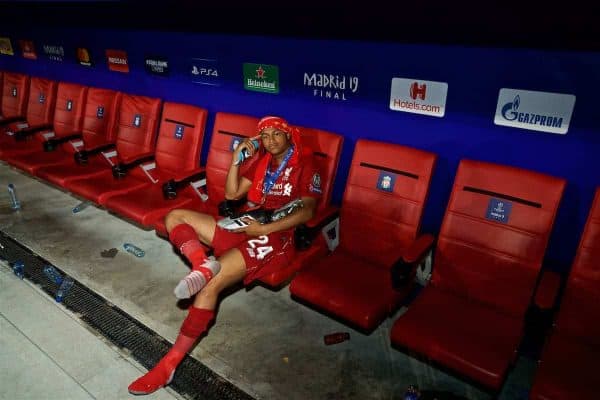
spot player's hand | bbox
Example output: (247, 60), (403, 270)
(232, 217), (266, 236)
(231, 138), (258, 165)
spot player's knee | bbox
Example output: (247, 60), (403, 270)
(165, 209), (185, 230)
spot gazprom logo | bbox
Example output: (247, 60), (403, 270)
(494, 89), (576, 135)
(501, 94), (562, 128)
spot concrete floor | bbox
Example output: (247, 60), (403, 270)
(0, 163), (535, 400)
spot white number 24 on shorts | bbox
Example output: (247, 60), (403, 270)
(246, 236), (274, 260)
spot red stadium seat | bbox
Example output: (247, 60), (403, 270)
(152, 112), (263, 235)
(289, 139), (436, 331)
(529, 188), (600, 400)
(6, 82), (88, 174)
(35, 88), (122, 187)
(0, 77), (57, 159)
(0, 72), (29, 123)
(101, 102), (208, 225)
(63, 94), (162, 203)
(390, 159), (566, 390)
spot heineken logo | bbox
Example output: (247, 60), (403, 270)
(243, 63), (279, 94)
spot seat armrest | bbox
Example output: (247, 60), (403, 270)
(391, 258), (415, 290)
(403, 234), (435, 264)
(294, 206), (340, 251)
(534, 270), (562, 311)
(217, 197), (248, 217)
(391, 234), (436, 290)
(14, 124), (54, 140)
(74, 143), (116, 165)
(43, 132), (82, 152)
(162, 169), (207, 200)
(112, 152), (155, 179)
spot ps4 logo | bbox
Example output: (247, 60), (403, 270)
(190, 58), (220, 86)
(191, 66), (219, 77)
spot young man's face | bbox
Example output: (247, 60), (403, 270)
(260, 127), (291, 158)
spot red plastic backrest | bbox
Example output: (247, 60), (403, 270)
(114, 94), (162, 161)
(1, 72), (29, 118)
(340, 139), (437, 266)
(296, 126), (343, 212)
(53, 82), (87, 137)
(25, 77), (57, 126)
(433, 159), (566, 318)
(154, 102), (208, 174)
(206, 112), (260, 205)
(81, 88), (121, 150)
(555, 188), (600, 342)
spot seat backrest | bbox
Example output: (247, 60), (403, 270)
(340, 139), (437, 266)
(52, 82), (87, 137)
(114, 94), (162, 161)
(295, 126), (343, 212)
(154, 102), (208, 174)
(432, 159), (566, 318)
(555, 188), (600, 343)
(206, 112), (261, 204)
(25, 77), (57, 127)
(81, 88), (121, 150)
(1, 72), (29, 119)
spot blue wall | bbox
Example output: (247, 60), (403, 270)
(1, 27), (599, 270)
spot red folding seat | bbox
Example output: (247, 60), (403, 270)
(529, 188), (600, 400)
(152, 112), (264, 235)
(62, 94), (162, 203)
(390, 160), (566, 391)
(0, 77), (57, 159)
(289, 139), (437, 331)
(100, 102), (208, 224)
(35, 88), (121, 187)
(0, 72), (29, 124)
(6, 82), (87, 174)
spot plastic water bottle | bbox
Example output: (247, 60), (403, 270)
(7, 184), (21, 210)
(404, 385), (421, 400)
(236, 139), (260, 165)
(55, 277), (74, 303)
(72, 201), (90, 214)
(12, 261), (25, 279)
(43, 265), (64, 285)
(124, 243), (145, 257)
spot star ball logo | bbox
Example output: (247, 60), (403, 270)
(243, 63), (279, 94)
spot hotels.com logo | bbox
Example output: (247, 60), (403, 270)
(389, 77), (448, 117)
(409, 82), (426, 100)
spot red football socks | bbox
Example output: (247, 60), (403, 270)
(128, 307), (215, 395)
(169, 223), (207, 269)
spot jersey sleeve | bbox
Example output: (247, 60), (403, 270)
(299, 157), (323, 199)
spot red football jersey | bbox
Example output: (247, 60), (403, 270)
(243, 155), (322, 210)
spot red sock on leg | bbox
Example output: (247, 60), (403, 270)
(169, 224), (207, 270)
(128, 307), (215, 395)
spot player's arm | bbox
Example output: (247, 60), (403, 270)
(225, 138), (256, 200)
